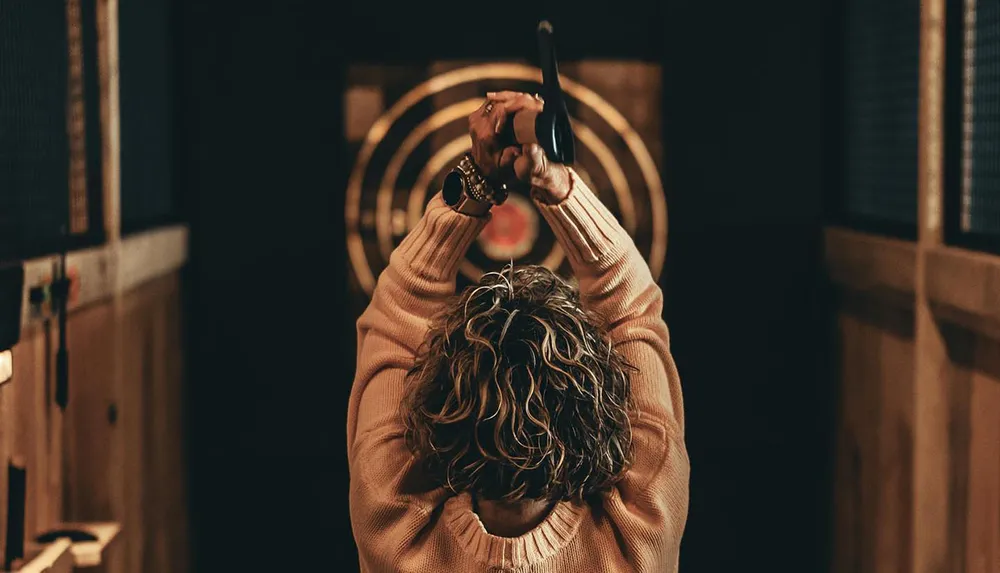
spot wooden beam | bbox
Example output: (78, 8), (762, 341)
(825, 227), (918, 301)
(66, 0), (89, 235)
(97, 0), (120, 244)
(924, 246), (1000, 339)
(964, 361), (1000, 573)
(19, 225), (188, 328)
(94, 2), (127, 572)
(117, 227), (188, 295)
(912, 1), (951, 573)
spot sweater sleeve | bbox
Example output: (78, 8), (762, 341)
(347, 192), (488, 455)
(534, 169), (689, 556)
(347, 192), (489, 570)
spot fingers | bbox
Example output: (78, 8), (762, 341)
(503, 99), (541, 116)
(498, 146), (521, 169)
(490, 102), (508, 133)
(488, 91), (543, 102)
(487, 91), (521, 102)
(467, 99), (514, 178)
(475, 98), (504, 125)
(513, 143), (545, 182)
(471, 100), (488, 130)
(504, 96), (543, 116)
(488, 91), (544, 114)
(470, 92), (543, 178)
(469, 99), (508, 138)
(513, 154), (533, 183)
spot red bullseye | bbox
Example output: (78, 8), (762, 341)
(483, 203), (526, 246)
(477, 194), (538, 260)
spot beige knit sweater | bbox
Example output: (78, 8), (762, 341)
(347, 170), (689, 572)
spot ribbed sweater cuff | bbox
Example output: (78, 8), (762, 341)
(533, 168), (629, 270)
(393, 192), (490, 282)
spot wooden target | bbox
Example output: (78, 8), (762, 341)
(345, 61), (666, 296)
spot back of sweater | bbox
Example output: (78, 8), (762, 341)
(347, 171), (689, 572)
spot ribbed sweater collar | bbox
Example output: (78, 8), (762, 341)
(442, 492), (586, 570)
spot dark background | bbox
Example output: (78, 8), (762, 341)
(175, 1), (833, 571)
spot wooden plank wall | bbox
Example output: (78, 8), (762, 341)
(829, 260), (1000, 573)
(828, 0), (1000, 571)
(0, 273), (188, 573)
(0, 0), (187, 569)
(831, 289), (915, 573)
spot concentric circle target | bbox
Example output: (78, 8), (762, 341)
(345, 62), (666, 296)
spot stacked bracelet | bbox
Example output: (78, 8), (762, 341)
(455, 154), (508, 206)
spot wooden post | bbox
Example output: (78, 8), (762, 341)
(912, 0), (950, 572)
(67, 0), (90, 235)
(95, 1), (128, 573)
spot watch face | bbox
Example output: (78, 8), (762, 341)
(442, 171), (464, 206)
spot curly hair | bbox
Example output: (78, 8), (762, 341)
(401, 264), (635, 503)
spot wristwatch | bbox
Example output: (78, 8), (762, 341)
(442, 154), (508, 216)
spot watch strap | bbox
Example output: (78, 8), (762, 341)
(450, 193), (493, 217)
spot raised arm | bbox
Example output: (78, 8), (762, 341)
(347, 99), (516, 571)
(346, 193), (489, 571)
(533, 170), (684, 433)
(347, 96), (510, 457)
(499, 84), (688, 564)
(497, 89), (685, 435)
(533, 165), (689, 567)
(346, 193), (488, 458)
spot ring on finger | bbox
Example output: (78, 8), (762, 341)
(483, 100), (495, 115)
